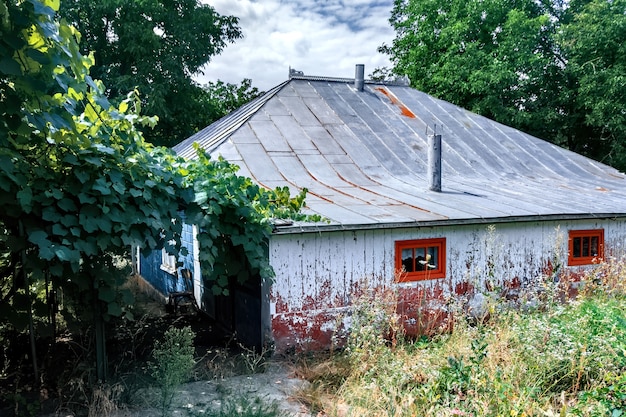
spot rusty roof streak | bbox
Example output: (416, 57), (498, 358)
(320, 83), (537, 218)
(333, 170), (441, 216)
(233, 140), (336, 211)
(290, 89), (445, 218)
(375, 87), (416, 118)
(173, 73), (626, 230)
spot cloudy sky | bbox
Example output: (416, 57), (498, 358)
(196, 0), (396, 90)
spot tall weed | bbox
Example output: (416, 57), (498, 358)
(298, 256), (626, 416)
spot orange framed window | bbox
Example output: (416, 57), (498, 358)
(568, 229), (604, 266)
(395, 238), (446, 282)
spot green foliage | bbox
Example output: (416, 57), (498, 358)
(3, 391), (39, 417)
(151, 326), (195, 416)
(59, 0), (252, 147)
(346, 286), (401, 370)
(0, 0), (313, 381)
(382, 0), (626, 170)
(200, 79), (262, 123)
(185, 146), (321, 295)
(559, 0), (626, 169)
(0, 0), (182, 331)
(577, 372), (626, 416)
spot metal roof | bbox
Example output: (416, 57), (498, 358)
(173, 72), (626, 233)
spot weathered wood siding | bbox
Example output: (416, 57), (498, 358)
(268, 218), (626, 352)
(139, 250), (177, 296)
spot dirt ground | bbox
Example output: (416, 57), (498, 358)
(37, 276), (316, 417)
(45, 363), (314, 417)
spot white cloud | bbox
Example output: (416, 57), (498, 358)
(197, 0), (395, 90)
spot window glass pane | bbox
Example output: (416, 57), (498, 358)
(402, 248), (414, 272)
(573, 237), (581, 258)
(427, 246), (438, 269)
(591, 236), (598, 257)
(414, 247), (426, 271)
(582, 237), (590, 257)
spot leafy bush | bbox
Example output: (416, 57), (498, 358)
(151, 326), (195, 416)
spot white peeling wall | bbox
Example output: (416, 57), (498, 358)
(268, 218), (626, 351)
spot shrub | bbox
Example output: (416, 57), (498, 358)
(151, 326), (195, 416)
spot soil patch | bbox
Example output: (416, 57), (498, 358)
(47, 363), (313, 417)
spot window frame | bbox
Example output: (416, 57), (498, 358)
(567, 229), (604, 266)
(395, 238), (446, 282)
(160, 248), (178, 275)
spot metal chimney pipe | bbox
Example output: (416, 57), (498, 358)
(355, 64), (365, 91)
(428, 134), (442, 192)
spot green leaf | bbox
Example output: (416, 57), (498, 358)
(98, 287), (116, 303)
(94, 94), (110, 110)
(78, 192), (96, 204)
(112, 182), (126, 194)
(63, 153), (79, 165)
(93, 178), (111, 195)
(73, 239), (98, 256)
(60, 214), (78, 227)
(58, 198), (77, 212)
(17, 188), (33, 212)
(94, 144), (114, 155)
(107, 302), (122, 317)
(39, 245), (55, 261)
(75, 169), (90, 184)
(96, 217), (112, 233)
(54, 246), (78, 262)
(120, 288), (134, 305)
(84, 156), (103, 167)
(0, 57), (22, 75)
(25, 48), (51, 65)
(51, 223), (66, 237)
(45, 188), (63, 200)
(28, 230), (50, 247)
(42, 206), (60, 222)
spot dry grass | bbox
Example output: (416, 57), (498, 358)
(88, 383), (123, 417)
(293, 257), (626, 416)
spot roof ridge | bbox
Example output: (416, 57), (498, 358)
(288, 68), (410, 86)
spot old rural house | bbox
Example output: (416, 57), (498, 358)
(139, 66), (626, 352)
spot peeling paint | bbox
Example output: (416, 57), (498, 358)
(268, 219), (626, 353)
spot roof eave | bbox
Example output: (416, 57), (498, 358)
(271, 213), (626, 235)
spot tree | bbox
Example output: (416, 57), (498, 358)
(59, 0), (250, 147)
(381, 0), (626, 170)
(200, 79), (262, 123)
(1, 0), (185, 381)
(1, 0), (313, 383)
(559, 0), (626, 168)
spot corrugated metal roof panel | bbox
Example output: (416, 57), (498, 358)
(172, 81), (288, 158)
(173, 75), (626, 231)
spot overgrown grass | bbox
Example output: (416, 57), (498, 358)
(295, 258), (626, 416)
